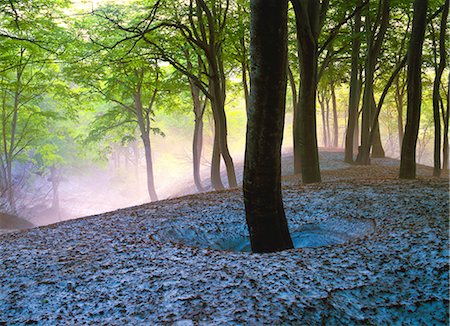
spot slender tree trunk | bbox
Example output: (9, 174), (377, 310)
(241, 37), (250, 113)
(141, 135), (158, 201)
(187, 53), (207, 192)
(49, 166), (61, 219)
(432, 0), (448, 176)
(134, 92), (158, 201)
(326, 96), (331, 147)
(395, 75), (405, 147)
(288, 64), (301, 172)
(443, 72), (450, 170)
(400, 0), (428, 179)
(210, 127), (224, 190)
(193, 112), (206, 191)
(357, 0), (389, 165)
(244, 0), (293, 253)
(319, 92), (328, 147)
(345, 5), (362, 162)
(331, 82), (338, 147)
(208, 50), (238, 189)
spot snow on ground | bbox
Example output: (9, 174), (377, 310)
(0, 151), (449, 324)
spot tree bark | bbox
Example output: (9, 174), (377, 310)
(292, 0), (322, 184)
(395, 75), (405, 147)
(443, 72), (450, 170)
(319, 91), (328, 147)
(244, 0), (293, 253)
(432, 0), (448, 176)
(288, 64), (301, 172)
(400, 0), (428, 179)
(356, 0), (390, 165)
(134, 90), (158, 202)
(331, 82), (338, 147)
(345, 5), (362, 162)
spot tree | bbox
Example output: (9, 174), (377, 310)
(356, 0), (390, 165)
(146, 0), (238, 190)
(244, 0), (293, 253)
(431, 0), (449, 176)
(344, 1), (362, 162)
(291, 0), (327, 183)
(400, 0), (428, 179)
(0, 0), (67, 212)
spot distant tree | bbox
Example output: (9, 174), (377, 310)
(400, 0), (428, 179)
(244, 0), (293, 253)
(0, 0), (67, 212)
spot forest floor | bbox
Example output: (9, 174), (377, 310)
(0, 150), (449, 324)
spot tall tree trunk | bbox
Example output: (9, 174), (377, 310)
(292, 0), (322, 184)
(395, 75), (405, 147)
(288, 64), (301, 172)
(371, 93), (386, 158)
(443, 72), (450, 170)
(345, 5), (362, 162)
(193, 110), (206, 191)
(210, 123), (224, 190)
(208, 49), (238, 189)
(141, 132), (158, 201)
(49, 166), (61, 219)
(400, 0), (428, 179)
(186, 51), (207, 191)
(326, 95), (331, 147)
(241, 37), (250, 113)
(134, 92), (158, 201)
(356, 0), (390, 165)
(244, 0), (293, 253)
(319, 92), (328, 147)
(432, 0), (448, 176)
(331, 82), (338, 147)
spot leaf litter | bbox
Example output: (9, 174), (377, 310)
(0, 151), (448, 324)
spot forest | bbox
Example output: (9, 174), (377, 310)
(0, 0), (449, 324)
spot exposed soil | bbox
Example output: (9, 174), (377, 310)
(0, 151), (448, 324)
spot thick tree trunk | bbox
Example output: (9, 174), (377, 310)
(345, 5), (362, 163)
(292, 0), (322, 184)
(400, 0), (428, 179)
(432, 0), (448, 176)
(244, 0), (293, 253)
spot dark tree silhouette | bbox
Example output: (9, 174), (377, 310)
(400, 0), (428, 179)
(243, 0), (293, 253)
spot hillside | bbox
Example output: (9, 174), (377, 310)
(0, 151), (449, 324)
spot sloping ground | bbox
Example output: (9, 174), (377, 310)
(0, 153), (449, 324)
